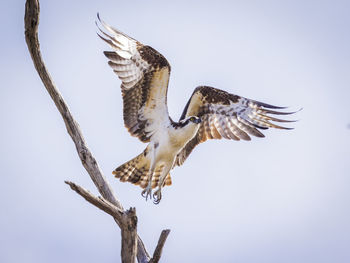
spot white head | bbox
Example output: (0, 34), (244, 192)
(176, 116), (201, 139)
(170, 116), (202, 149)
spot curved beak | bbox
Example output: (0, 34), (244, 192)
(195, 118), (202, 124)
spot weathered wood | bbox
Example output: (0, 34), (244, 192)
(150, 230), (171, 263)
(121, 208), (138, 263)
(65, 181), (124, 221)
(137, 236), (151, 263)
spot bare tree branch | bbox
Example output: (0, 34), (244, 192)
(137, 236), (151, 263)
(24, 0), (168, 262)
(65, 181), (124, 221)
(121, 208), (138, 263)
(150, 230), (171, 263)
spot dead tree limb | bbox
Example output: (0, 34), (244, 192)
(150, 230), (171, 263)
(65, 181), (124, 221)
(24, 0), (169, 262)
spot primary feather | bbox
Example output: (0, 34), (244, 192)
(175, 86), (295, 166)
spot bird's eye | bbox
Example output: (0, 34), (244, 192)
(190, 117), (195, 122)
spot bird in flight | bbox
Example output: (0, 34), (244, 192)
(97, 15), (296, 204)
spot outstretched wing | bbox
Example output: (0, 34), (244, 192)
(97, 15), (171, 142)
(175, 86), (295, 166)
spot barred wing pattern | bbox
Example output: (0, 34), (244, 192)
(97, 15), (171, 142)
(175, 86), (295, 166)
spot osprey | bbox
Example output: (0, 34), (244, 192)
(97, 15), (295, 204)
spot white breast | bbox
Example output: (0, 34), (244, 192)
(168, 123), (200, 151)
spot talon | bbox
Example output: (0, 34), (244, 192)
(141, 186), (152, 201)
(153, 189), (162, 204)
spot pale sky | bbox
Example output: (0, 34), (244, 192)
(1, 0), (350, 262)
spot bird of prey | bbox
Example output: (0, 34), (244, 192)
(97, 15), (295, 204)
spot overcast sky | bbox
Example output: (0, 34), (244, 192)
(1, 0), (350, 262)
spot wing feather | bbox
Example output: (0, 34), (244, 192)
(224, 117), (240, 140)
(209, 115), (222, 139)
(175, 86), (295, 166)
(97, 15), (171, 142)
(215, 115), (230, 139)
(230, 118), (251, 140)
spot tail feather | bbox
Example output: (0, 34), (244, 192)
(150, 164), (172, 188)
(113, 150), (172, 189)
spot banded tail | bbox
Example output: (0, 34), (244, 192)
(112, 149), (172, 189)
